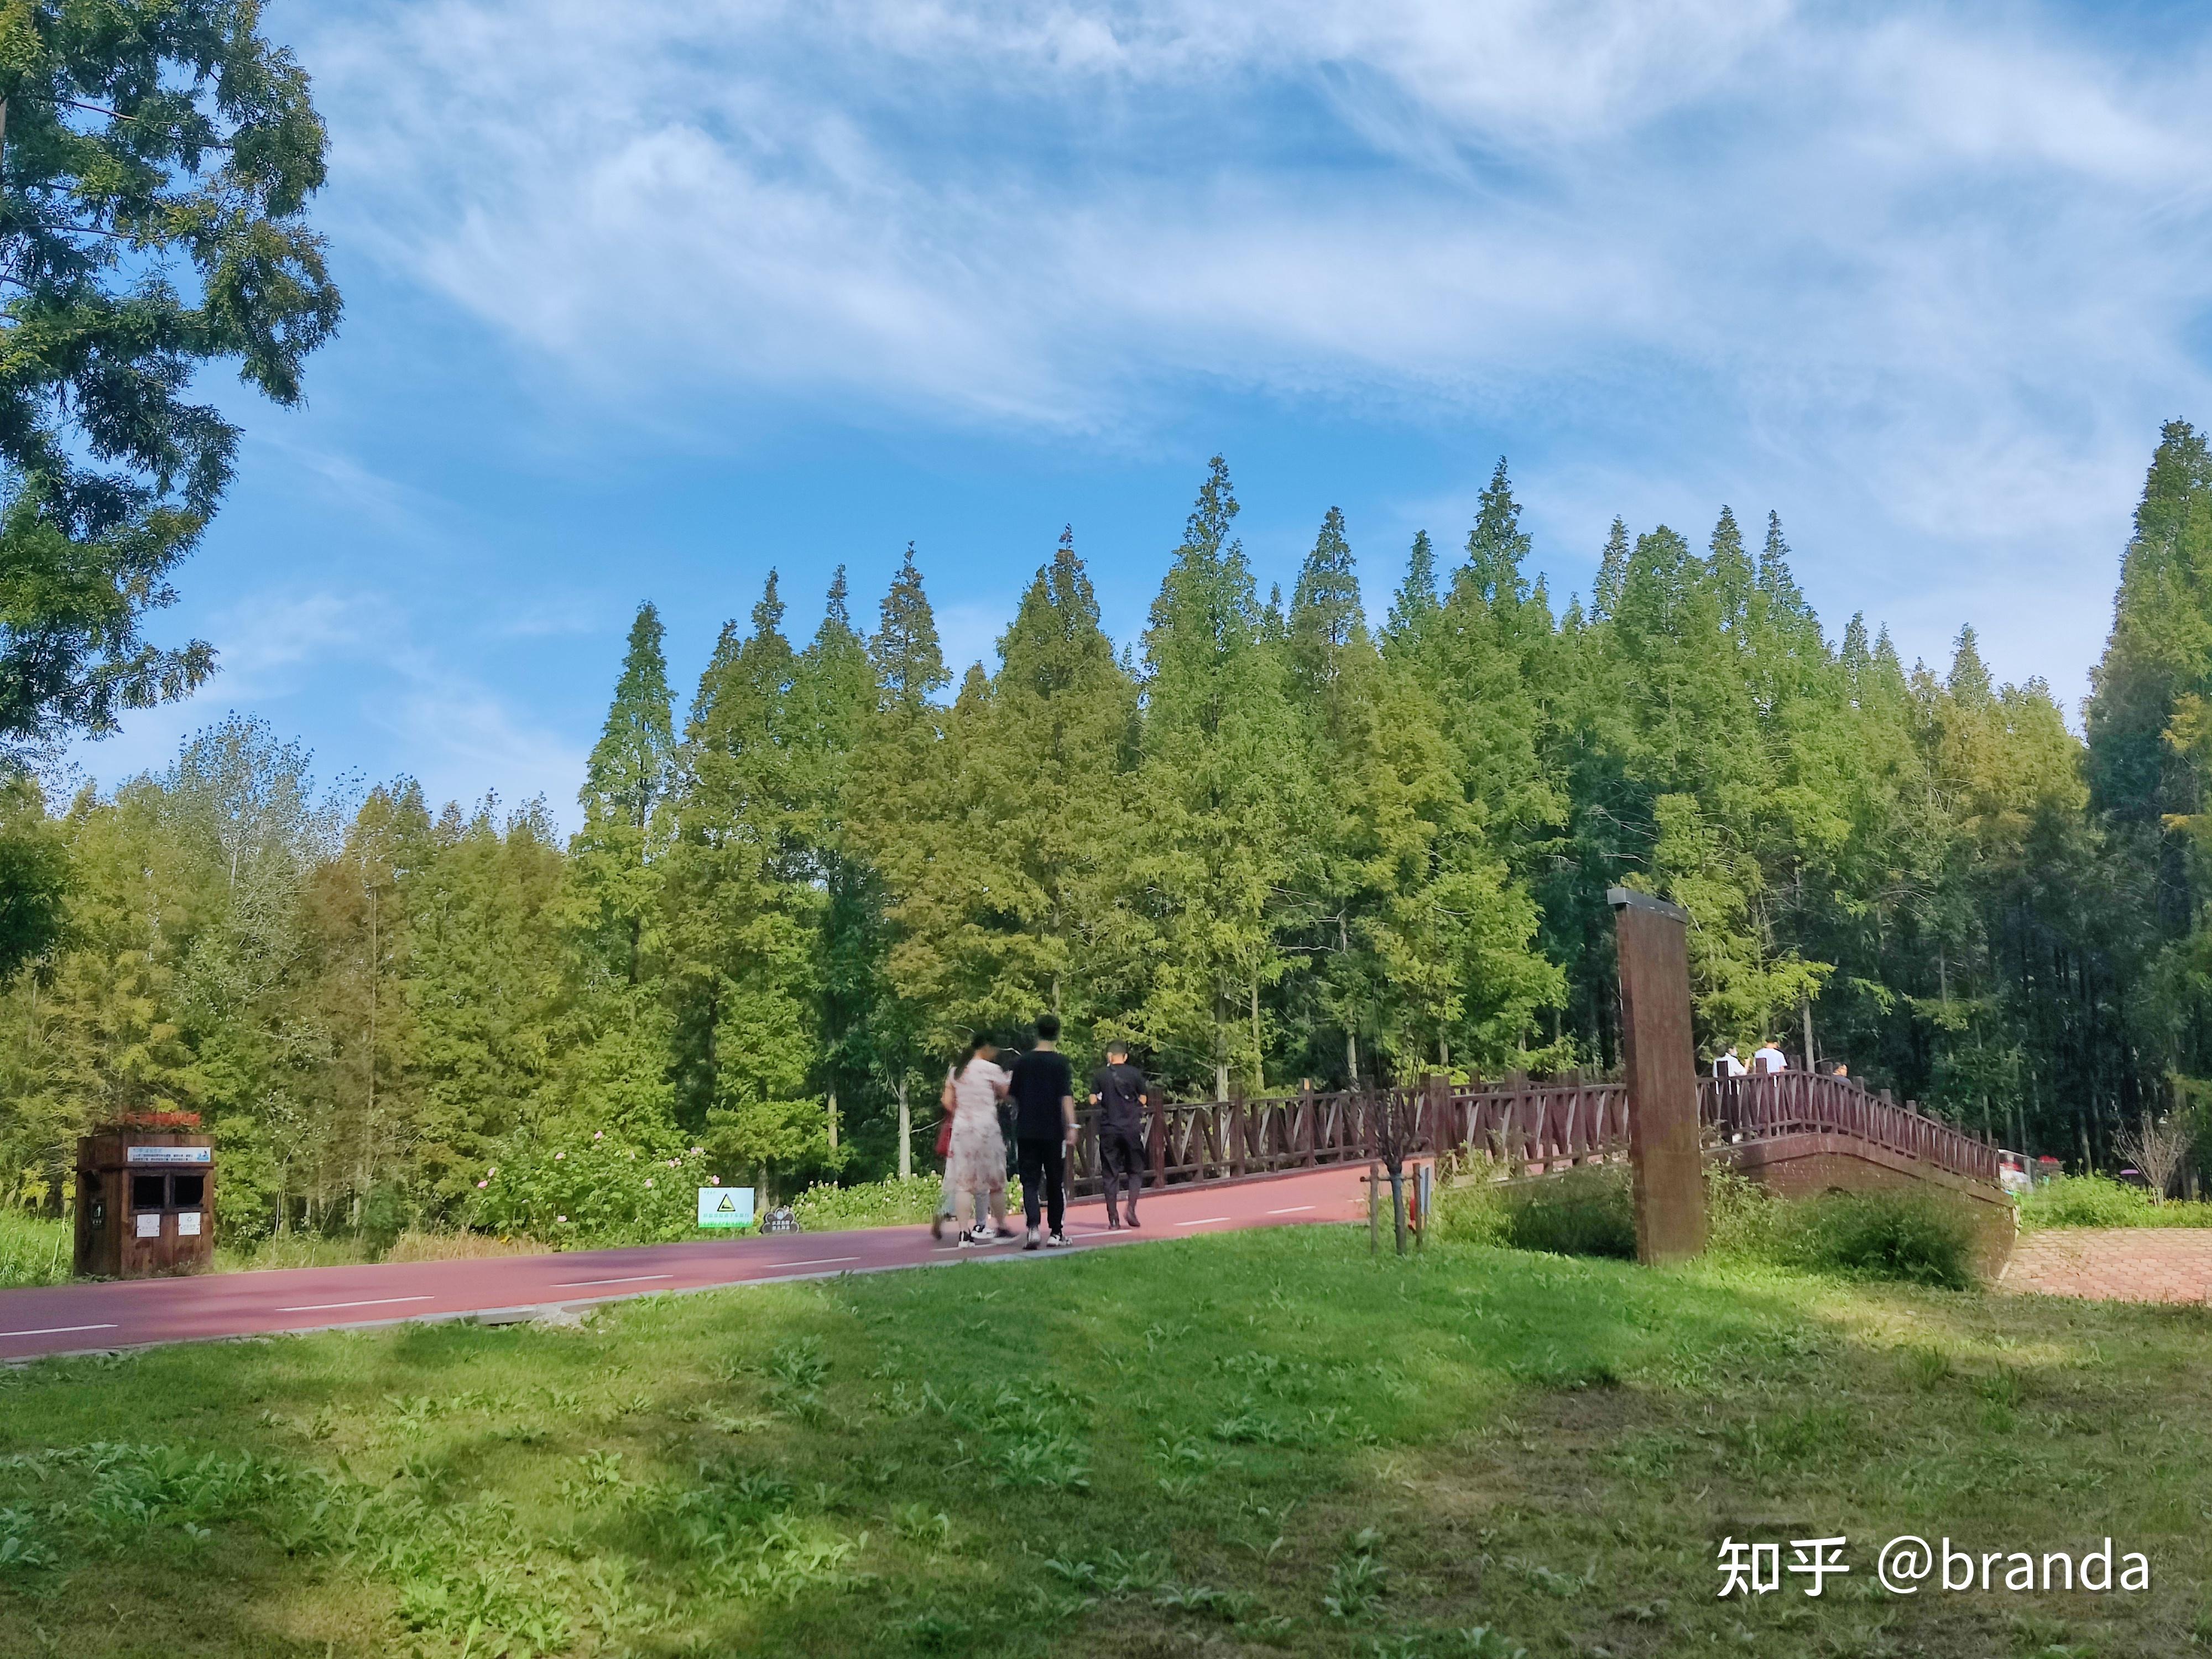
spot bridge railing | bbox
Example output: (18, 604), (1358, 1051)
(1702, 1070), (1999, 1185)
(1062, 1067), (1997, 1197)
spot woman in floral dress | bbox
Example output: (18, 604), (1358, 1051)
(937, 1037), (1015, 1245)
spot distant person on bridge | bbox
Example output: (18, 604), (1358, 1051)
(1009, 1014), (1078, 1250)
(1753, 1039), (1787, 1074)
(1714, 1044), (1747, 1078)
(1089, 1041), (1149, 1230)
(937, 1037), (1015, 1247)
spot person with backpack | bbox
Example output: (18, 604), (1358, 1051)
(935, 1036), (1017, 1246)
(1008, 1013), (1077, 1249)
(1089, 1040), (1149, 1229)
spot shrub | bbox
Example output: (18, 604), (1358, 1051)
(469, 1133), (734, 1246)
(1782, 1190), (1976, 1290)
(789, 1173), (1025, 1232)
(2014, 1174), (2212, 1231)
(1432, 1170), (1511, 1247)
(0, 1209), (70, 1287)
(1503, 1166), (1638, 1259)
(1433, 1162), (1636, 1259)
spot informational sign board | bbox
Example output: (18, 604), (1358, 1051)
(697, 1187), (755, 1229)
(128, 1145), (212, 1165)
(178, 1212), (203, 1236)
(135, 1213), (161, 1238)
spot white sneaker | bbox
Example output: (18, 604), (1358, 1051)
(1024, 1227), (1041, 1251)
(966, 1224), (993, 1245)
(1046, 1230), (1069, 1249)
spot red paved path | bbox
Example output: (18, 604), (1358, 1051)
(0, 1166), (1374, 1363)
(1997, 1226), (2212, 1303)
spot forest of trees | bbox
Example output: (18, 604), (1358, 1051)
(5, 429), (2212, 1237)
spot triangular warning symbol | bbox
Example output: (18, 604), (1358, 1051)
(716, 1193), (736, 1211)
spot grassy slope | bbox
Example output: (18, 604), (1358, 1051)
(2, 1227), (2209, 1658)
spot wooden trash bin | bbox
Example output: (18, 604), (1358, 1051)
(75, 1124), (215, 1278)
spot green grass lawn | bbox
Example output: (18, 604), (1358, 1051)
(3, 1227), (2210, 1658)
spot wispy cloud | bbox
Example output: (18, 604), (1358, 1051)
(67, 583), (589, 823)
(282, 0), (2212, 703)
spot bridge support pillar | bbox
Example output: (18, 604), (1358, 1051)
(1609, 886), (1707, 1264)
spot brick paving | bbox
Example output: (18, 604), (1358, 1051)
(1997, 1227), (2212, 1303)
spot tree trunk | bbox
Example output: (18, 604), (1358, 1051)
(827, 1089), (838, 1153)
(1799, 990), (1815, 1072)
(1250, 978), (1264, 1095)
(1387, 1161), (1408, 1256)
(897, 1076), (910, 1181)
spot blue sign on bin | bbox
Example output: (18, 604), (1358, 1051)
(697, 1187), (755, 1229)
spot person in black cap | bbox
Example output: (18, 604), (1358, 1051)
(1008, 1012), (1077, 1248)
(1089, 1040), (1149, 1229)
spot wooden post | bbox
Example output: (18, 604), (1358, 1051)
(1229, 1087), (1246, 1178)
(1369, 1161), (1381, 1258)
(1149, 1094), (1167, 1188)
(1608, 886), (1707, 1264)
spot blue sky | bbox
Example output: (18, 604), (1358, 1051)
(59, 0), (2212, 823)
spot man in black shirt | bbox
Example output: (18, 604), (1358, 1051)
(1008, 1013), (1077, 1249)
(1089, 1041), (1149, 1230)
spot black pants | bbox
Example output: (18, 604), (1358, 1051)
(1099, 1126), (1145, 1220)
(1016, 1136), (1067, 1233)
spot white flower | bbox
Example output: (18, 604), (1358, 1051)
(593, 1130), (603, 1140)
(690, 1147), (703, 1155)
(556, 1214), (567, 1223)
(554, 1151), (565, 1161)
(476, 1180), (488, 1189)
(709, 1176), (721, 1186)
(644, 1179), (654, 1188)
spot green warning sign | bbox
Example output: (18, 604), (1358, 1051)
(697, 1187), (756, 1228)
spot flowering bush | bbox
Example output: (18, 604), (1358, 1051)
(789, 1173), (1025, 1233)
(468, 1131), (741, 1246)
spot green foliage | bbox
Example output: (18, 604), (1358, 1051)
(785, 1172), (1026, 1232)
(0, 1207), (67, 1286)
(1780, 1191), (1977, 1290)
(13, 429), (2212, 1238)
(467, 1131), (726, 1246)
(0, 1), (340, 757)
(1432, 1166), (1636, 1258)
(1501, 1167), (1639, 1259)
(1443, 1164), (1980, 1290)
(2018, 1174), (2212, 1230)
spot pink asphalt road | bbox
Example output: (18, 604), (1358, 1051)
(0, 1165), (1374, 1364)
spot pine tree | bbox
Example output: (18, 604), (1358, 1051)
(1383, 529), (1441, 651)
(667, 572), (828, 1189)
(1591, 517), (1631, 621)
(1135, 457), (1303, 1097)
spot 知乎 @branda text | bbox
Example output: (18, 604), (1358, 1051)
(1715, 1536), (2151, 1597)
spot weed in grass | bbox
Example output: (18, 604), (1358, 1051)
(891, 1503), (951, 1548)
(1899, 1344), (1953, 1389)
(905, 1608), (971, 1652)
(1326, 1527), (1392, 1621)
(1152, 1580), (1253, 1620)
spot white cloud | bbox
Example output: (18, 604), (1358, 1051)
(289, 0), (2212, 700)
(64, 584), (591, 824)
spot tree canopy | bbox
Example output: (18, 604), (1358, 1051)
(8, 430), (2212, 1227)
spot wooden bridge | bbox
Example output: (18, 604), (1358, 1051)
(1068, 1067), (2002, 1199)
